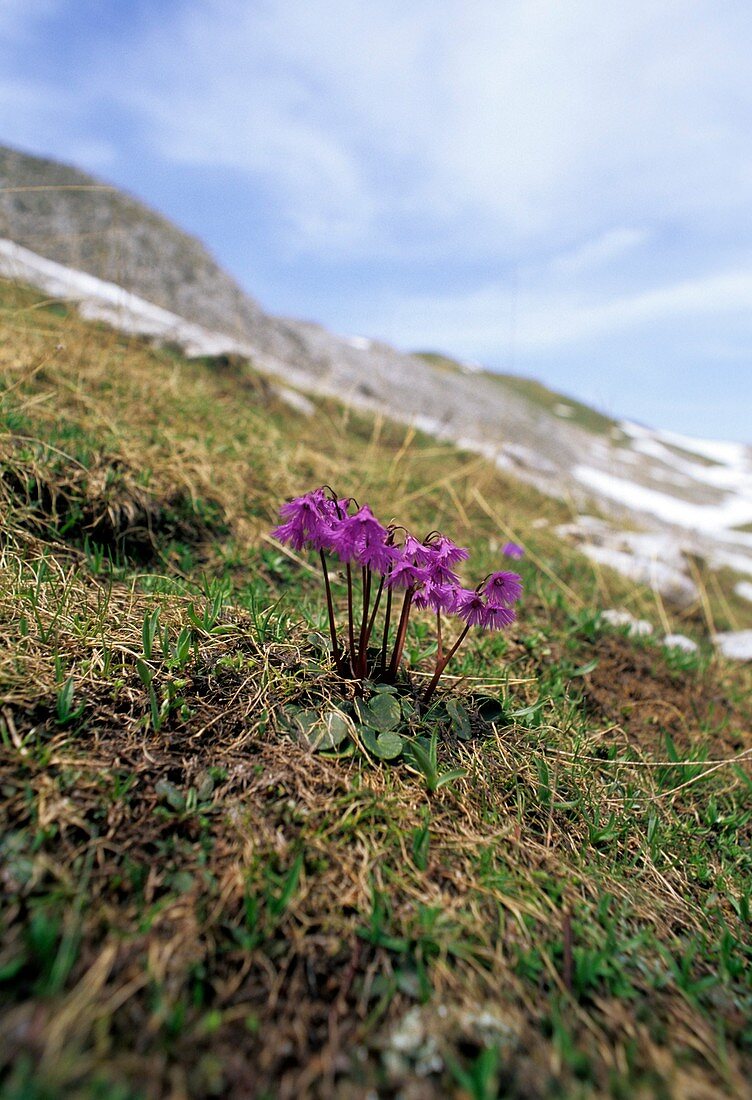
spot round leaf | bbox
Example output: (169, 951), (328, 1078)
(471, 695), (507, 725)
(358, 726), (404, 760)
(372, 730), (404, 760)
(364, 692), (401, 731)
(311, 710), (352, 751)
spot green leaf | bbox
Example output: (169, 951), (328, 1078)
(471, 694), (507, 724)
(510, 700), (542, 719)
(155, 779), (185, 811)
(407, 739), (436, 775)
(311, 710), (352, 751)
(359, 726), (404, 760)
(280, 707), (318, 741)
(434, 768), (468, 790)
(572, 658), (598, 676)
(136, 659), (153, 689)
(446, 698), (472, 740)
(361, 692), (402, 731)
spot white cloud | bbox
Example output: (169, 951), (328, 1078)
(7, 0), (748, 264)
(368, 266), (752, 357)
(548, 228), (651, 277)
(90, 0), (752, 263)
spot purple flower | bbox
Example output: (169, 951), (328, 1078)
(484, 571), (523, 607)
(413, 580), (459, 613)
(484, 604), (516, 630)
(425, 555), (461, 587)
(431, 535), (469, 565)
(330, 504), (387, 563)
(355, 529), (398, 573)
(403, 534), (432, 566)
(385, 556), (429, 590)
(503, 541), (525, 560)
(271, 488), (331, 551)
(453, 588), (489, 627)
(454, 588), (517, 630)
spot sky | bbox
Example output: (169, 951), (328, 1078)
(1, 0), (751, 442)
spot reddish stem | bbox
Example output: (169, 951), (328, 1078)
(319, 551), (344, 675)
(379, 586), (393, 677)
(422, 623), (471, 705)
(345, 563), (356, 674)
(357, 566), (372, 677)
(387, 588), (415, 681)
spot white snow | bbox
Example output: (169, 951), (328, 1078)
(581, 542), (697, 605)
(347, 336), (372, 351)
(713, 631), (752, 661)
(706, 549), (752, 576)
(655, 428), (749, 469)
(275, 387), (315, 416)
(573, 464), (752, 534)
(0, 237), (256, 360)
(734, 581), (752, 603)
(662, 634), (698, 653)
(601, 609), (654, 636)
(502, 442), (557, 474)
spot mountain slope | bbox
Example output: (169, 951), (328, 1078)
(1, 277), (751, 1099)
(2, 142), (752, 648)
(0, 143), (268, 340)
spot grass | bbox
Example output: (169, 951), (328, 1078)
(1, 279), (751, 1099)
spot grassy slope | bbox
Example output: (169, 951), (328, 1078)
(1, 281), (751, 1100)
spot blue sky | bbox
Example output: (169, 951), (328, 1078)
(2, 1), (752, 442)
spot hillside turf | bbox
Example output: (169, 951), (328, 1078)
(1, 280), (751, 1099)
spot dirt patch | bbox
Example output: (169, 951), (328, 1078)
(579, 633), (749, 756)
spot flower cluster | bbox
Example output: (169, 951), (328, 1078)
(271, 487), (524, 701)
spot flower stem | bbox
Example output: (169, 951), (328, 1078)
(357, 566), (371, 677)
(319, 551), (344, 675)
(364, 573), (385, 674)
(379, 586), (393, 677)
(422, 623), (471, 705)
(346, 563), (356, 674)
(387, 589), (414, 682)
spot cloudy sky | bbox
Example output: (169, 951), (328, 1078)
(2, 1), (752, 441)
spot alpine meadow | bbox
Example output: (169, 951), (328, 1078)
(1, 269), (751, 1099)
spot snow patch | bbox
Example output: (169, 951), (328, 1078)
(573, 464), (752, 534)
(601, 609), (654, 636)
(558, 517), (698, 605)
(275, 387), (315, 416)
(713, 631), (752, 661)
(662, 634), (698, 653)
(0, 237), (255, 361)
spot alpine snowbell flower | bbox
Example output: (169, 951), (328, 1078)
(270, 486), (524, 701)
(502, 541), (525, 560)
(483, 570), (523, 607)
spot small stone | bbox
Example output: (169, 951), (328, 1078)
(389, 1007), (425, 1054)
